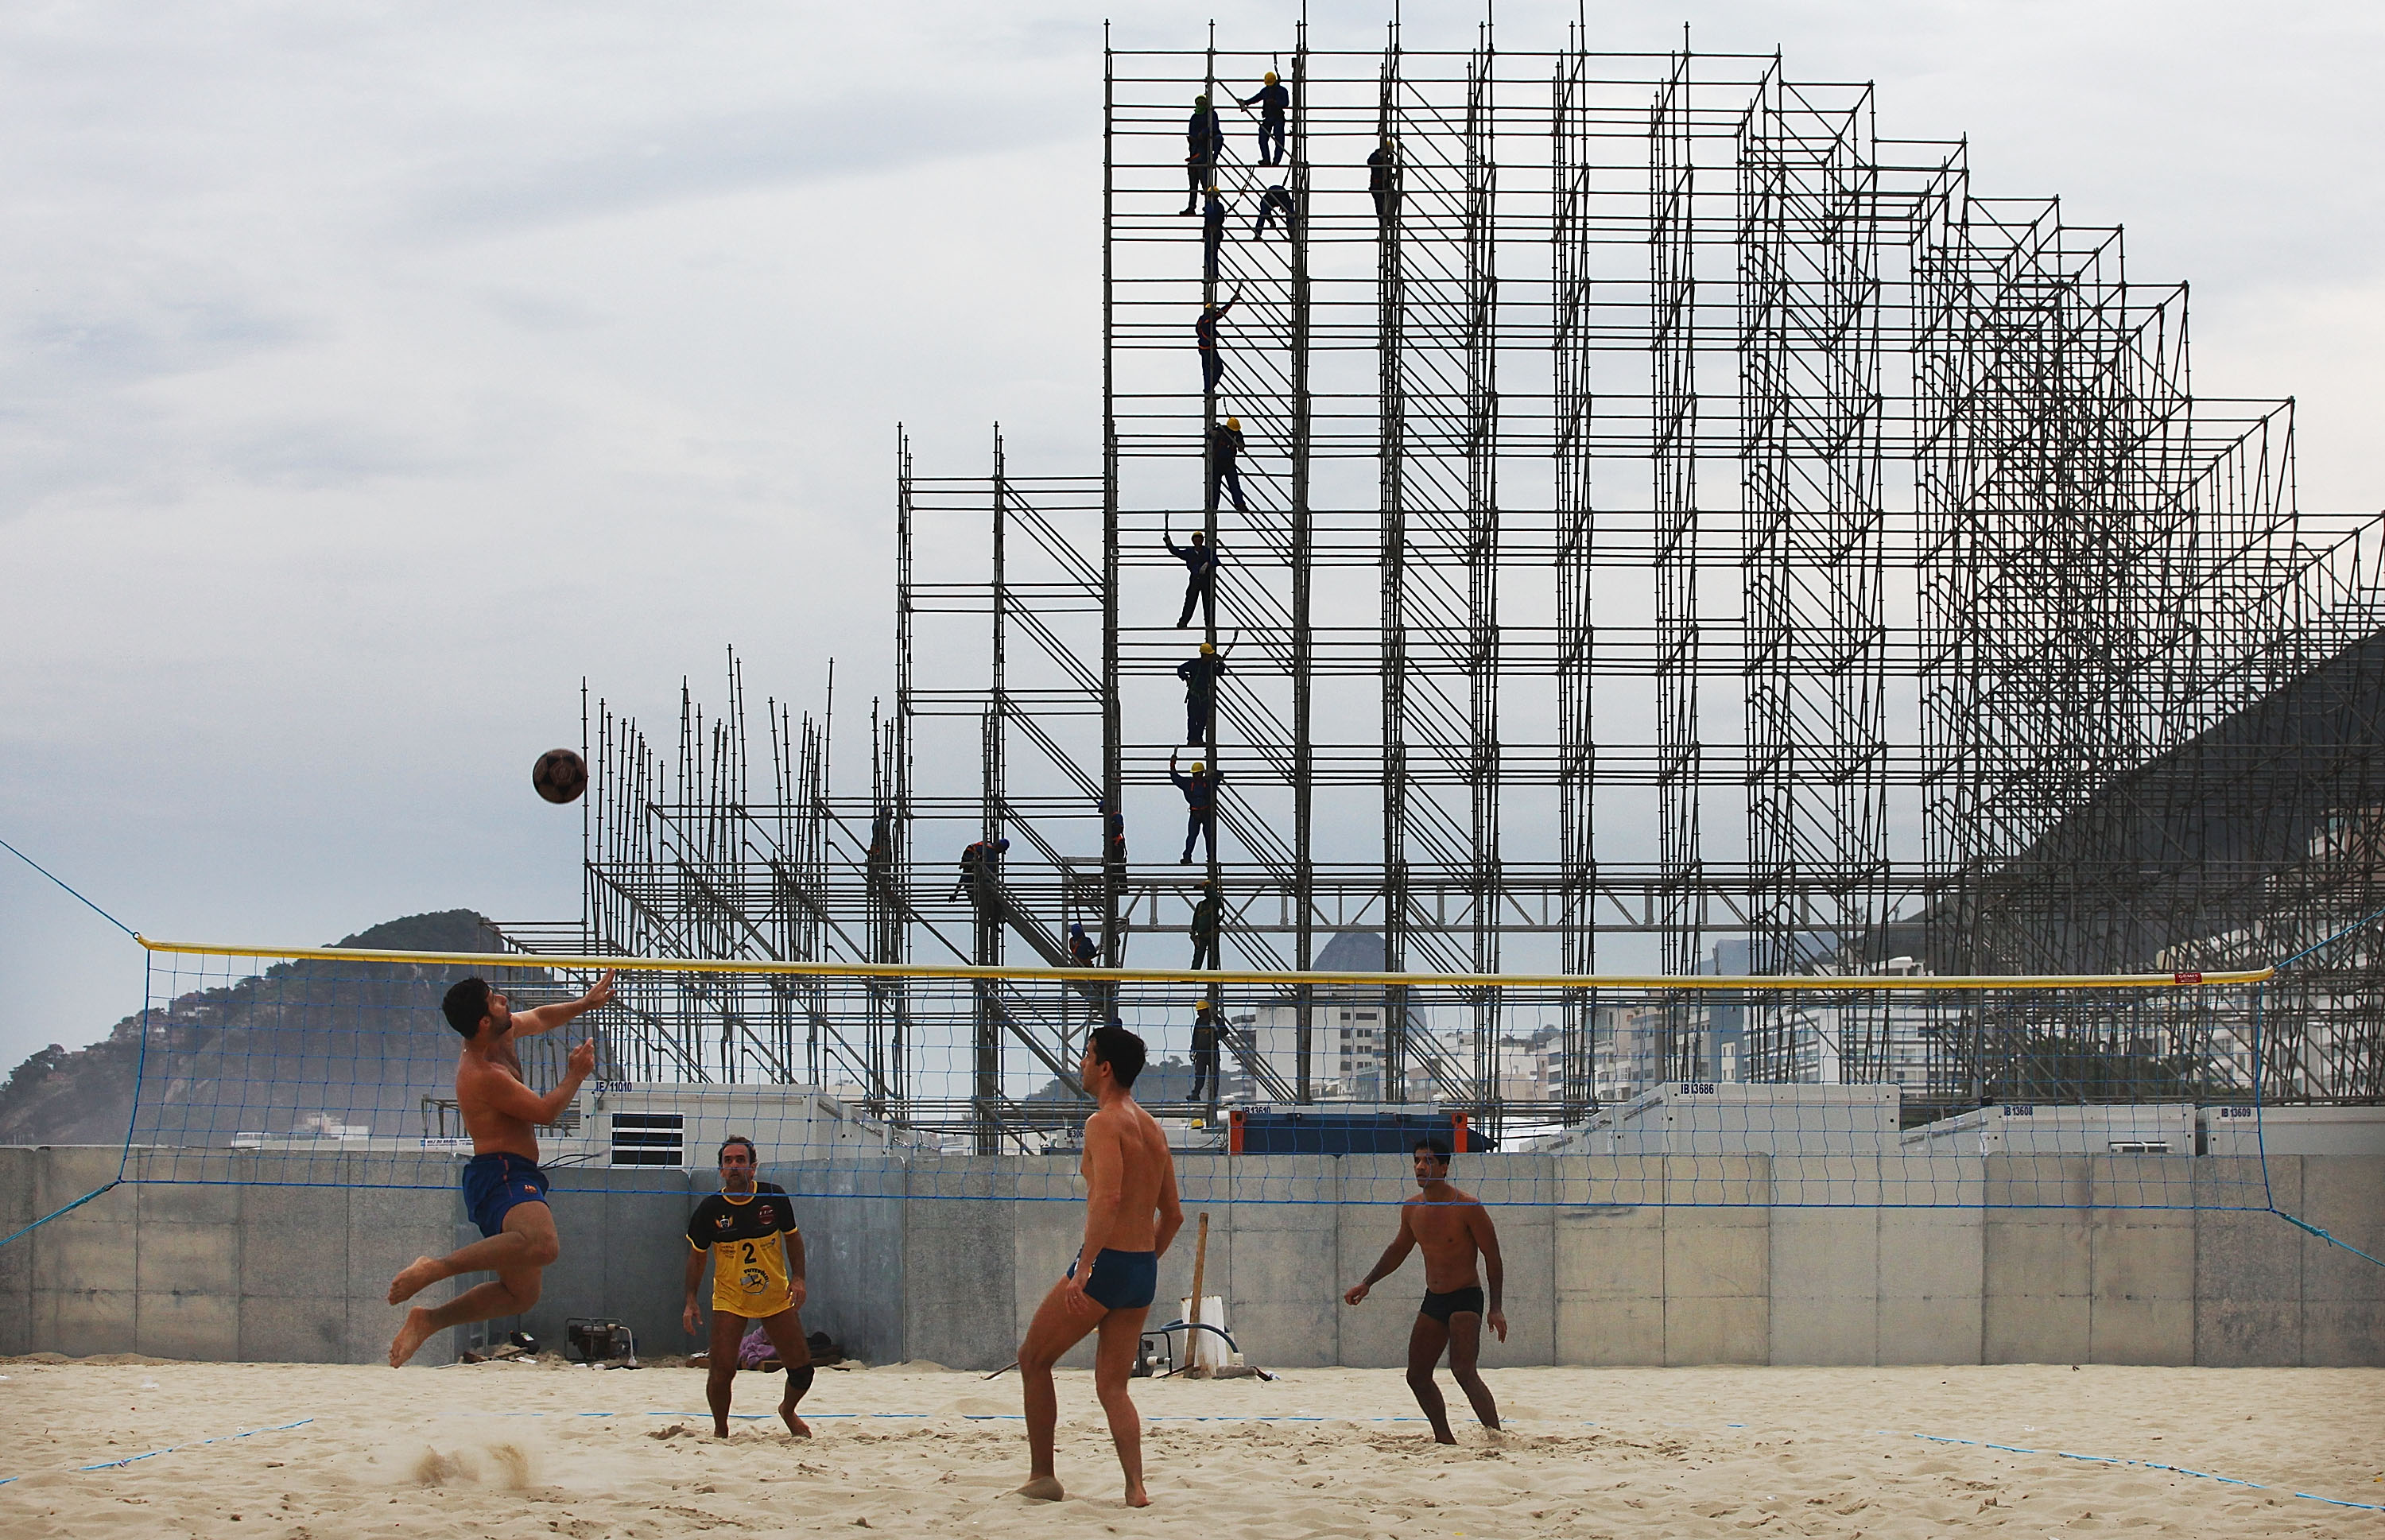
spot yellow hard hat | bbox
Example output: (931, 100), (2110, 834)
(1192, 762), (1206, 774)
(1196, 999), (1214, 1011)
(1200, 642), (1216, 655)
(1224, 415), (1240, 430)
(1265, 71), (1278, 83)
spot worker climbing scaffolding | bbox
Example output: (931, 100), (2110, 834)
(1367, 136), (1401, 224)
(1100, 797), (1127, 877)
(1237, 71), (1290, 167)
(1201, 184), (1230, 287)
(1252, 181), (1296, 240)
(1165, 526), (1220, 630)
(1188, 998), (1225, 1107)
(1181, 93), (1224, 215)
(951, 836), (1010, 901)
(1208, 416), (1247, 513)
(1195, 293), (1238, 395)
(1189, 879), (1224, 971)
(1067, 920), (1099, 968)
(1169, 751), (1222, 866)
(1177, 638), (1234, 747)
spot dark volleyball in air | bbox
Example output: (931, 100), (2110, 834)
(533, 747), (588, 805)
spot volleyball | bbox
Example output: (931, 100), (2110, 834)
(532, 747), (588, 805)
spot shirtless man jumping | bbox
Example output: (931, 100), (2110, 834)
(1342, 1137), (1508, 1444)
(1015, 1023), (1185, 1508)
(386, 970), (615, 1367)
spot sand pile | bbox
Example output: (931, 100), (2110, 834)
(2, 1358), (2378, 1536)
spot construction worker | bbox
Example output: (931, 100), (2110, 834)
(952, 836), (1010, 900)
(1201, 184), (1230, 287)
(1189, 881), (1224, 971)
(1165, 526), (1220, 630)
(1252, 181), (1296, 241)
(1181, 94), (1224, 215)
(1099, 797), (1127, 875)
(1068, 921), (1099, 968)
(1189, 998), (1224, 1105)
(1177, 638), (1233, 747)
(866, 807), (894, 891)
(1208, 416), (1247, 514)
(1169, 750), (1222, 866)
(1367, 136), (1401, 225)
(1238, 71), (1290, 167)
(1195, 292), (1238, 396)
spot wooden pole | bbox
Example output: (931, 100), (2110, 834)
(1188, 1211), (1211, 1367)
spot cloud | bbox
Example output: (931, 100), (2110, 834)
(408, 94), (1076, 238)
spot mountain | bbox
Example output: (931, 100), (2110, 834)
(0, 910), (528, 1147)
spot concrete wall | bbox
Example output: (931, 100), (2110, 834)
(5, 1146), (2377, 1370)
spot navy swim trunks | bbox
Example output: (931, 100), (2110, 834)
(1420, 1285), (1485, 1324)
(463, 1151), (551, 1238)
(1066, 1247), (1158, 1311)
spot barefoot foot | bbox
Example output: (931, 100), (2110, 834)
(1014, 1476), (1065, 1501)
(781, 1406), (812, 1438)
(387, 1256), (444, 1305)
(388, 1306), (439, 1367)
(1125, 1484), (1151, 1508)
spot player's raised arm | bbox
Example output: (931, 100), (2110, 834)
(467, 1037), (595, 1127)
(1344, 1203), (1417, 1305)
(510, 968), (617, 1037)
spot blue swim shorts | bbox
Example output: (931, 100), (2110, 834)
(1066, 1247), (1158, 1311)
(462, 1151), (551, 1238)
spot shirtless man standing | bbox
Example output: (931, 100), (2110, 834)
(1015, 1023), (1185, 1508)
(386, 971), (615, 1367)
(1342, 1138), (1508, 1444)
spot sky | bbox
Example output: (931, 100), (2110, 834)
(3, 0), (2381, 1073)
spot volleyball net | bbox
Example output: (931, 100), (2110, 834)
(83, 936), (2333, 1215)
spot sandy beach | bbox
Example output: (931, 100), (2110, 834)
(2, 1356), (2378, 1538)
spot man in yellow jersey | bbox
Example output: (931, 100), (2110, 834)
(683, 1135), (813, 1438)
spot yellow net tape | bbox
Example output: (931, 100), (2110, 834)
(134, 935), (2274, 992)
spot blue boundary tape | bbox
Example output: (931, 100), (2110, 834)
(0, 1418), (312, 1487)
(1886, 1429), (2385, 1515)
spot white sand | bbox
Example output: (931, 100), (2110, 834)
(2, 1356), (2379, 1537)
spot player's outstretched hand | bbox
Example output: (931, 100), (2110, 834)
(568, 1038), (598, 1079)
(1343, 1282), (1370, 1305)
(1487, 1309), (1509, 1343)
(683, 1299), (702, 1335)
(584, 968), (617, 1011)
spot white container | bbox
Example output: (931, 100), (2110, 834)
(1177, 1294), (1228, 1371)
(1899, 1102), (2195, 1156)
(1607, 1082), (1902, 1156)
(2200, 1104), (2385, 1157)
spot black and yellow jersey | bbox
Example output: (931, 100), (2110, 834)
(686, 1181), (800, 1317)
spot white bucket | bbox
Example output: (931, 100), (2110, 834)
(1177, 1294), (1228, 1371)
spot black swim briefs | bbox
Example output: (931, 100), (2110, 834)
(1419, 1285), (1486, 1324)
(1066, 1247), (1159, 1311)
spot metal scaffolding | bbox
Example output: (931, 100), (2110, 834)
(542, 18), (2385, 1143)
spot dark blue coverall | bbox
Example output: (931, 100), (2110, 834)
(1177, 650), (1228, 746)
(1183, 104), (1224, 212)
(1171, 764), (1222, 865)
(1166, 531), (1220, 629)
(1239, 80), (1290, 165)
